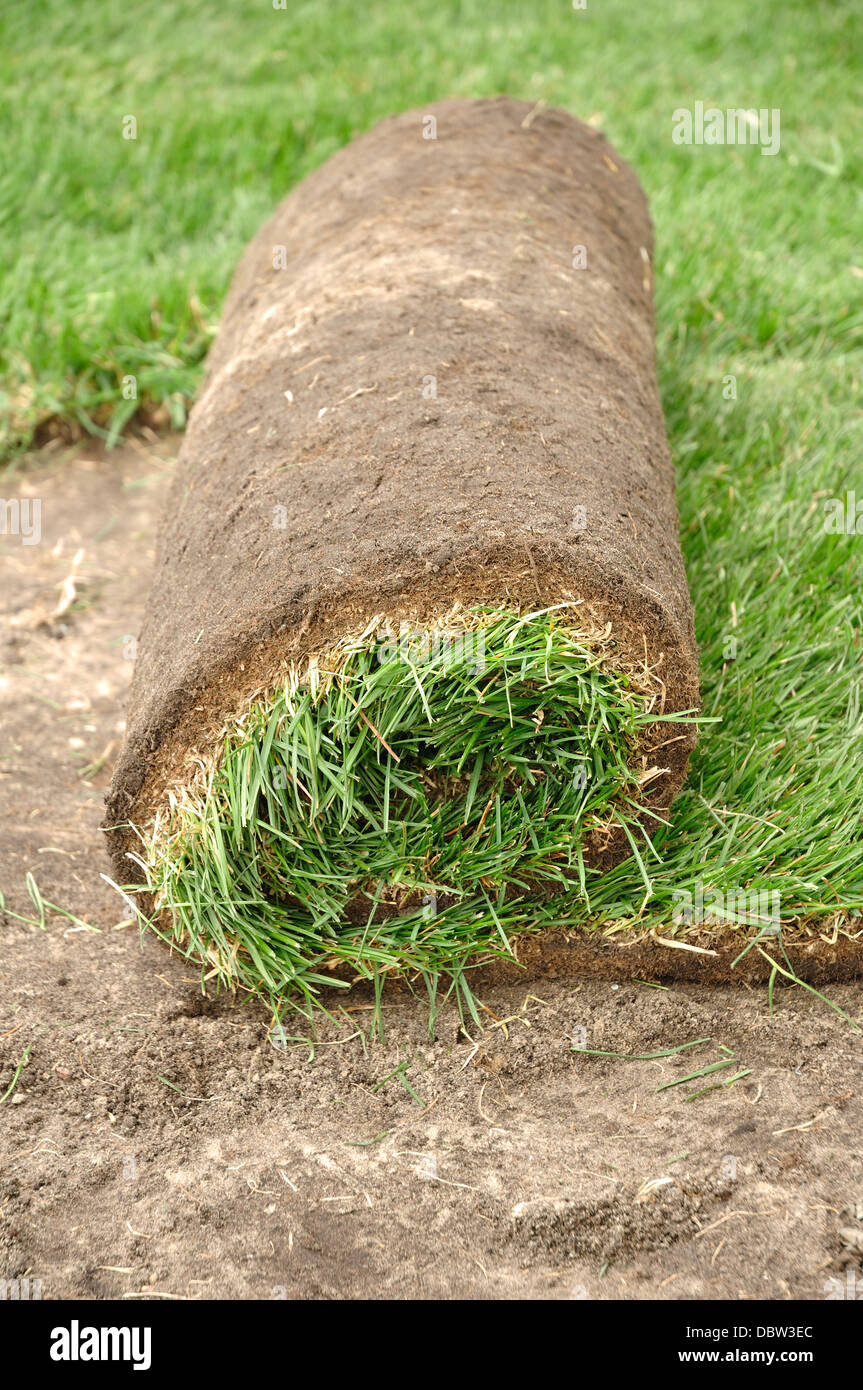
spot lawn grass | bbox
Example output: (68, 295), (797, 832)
(3, 0), (862, 999)
(136, 607), (688, 1013)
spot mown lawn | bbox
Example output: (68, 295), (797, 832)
(2, 0), (861, 942)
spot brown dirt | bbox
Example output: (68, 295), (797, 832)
(105, 96), (699, 888)
(2, 441), (863, 1302)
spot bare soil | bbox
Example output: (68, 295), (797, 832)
(1, 440), (862, 1302)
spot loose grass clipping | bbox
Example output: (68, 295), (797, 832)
(104, 98), (700, 1015)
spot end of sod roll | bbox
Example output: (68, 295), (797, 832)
(104, 98), (700, 1012)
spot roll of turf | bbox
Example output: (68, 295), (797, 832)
(105, 97), (699, 1009)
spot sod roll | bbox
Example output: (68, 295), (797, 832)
(105, 97), (700, 1006)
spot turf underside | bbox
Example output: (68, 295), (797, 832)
(138, 609), (681, 1012)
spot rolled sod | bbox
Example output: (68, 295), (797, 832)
(105, 97), (700, 1011)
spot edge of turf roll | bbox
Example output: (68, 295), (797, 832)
(127, 604), (692, 1004)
